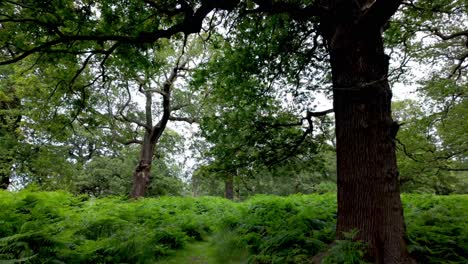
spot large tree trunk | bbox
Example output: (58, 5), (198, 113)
(131, 133), (155, 198)
(131, 159), (151, 198)
(323, 20), (414, 264)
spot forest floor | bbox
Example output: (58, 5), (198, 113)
(156, 238), (218, 264)
(156, 237), (248, 264)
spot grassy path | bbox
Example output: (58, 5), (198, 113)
(156, 237), (248, 264)
(156, 238), (218, 264)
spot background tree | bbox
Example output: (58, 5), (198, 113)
(393, 99), (467, 194)
(75, 133), (187, 197)
(191, 31), (334, 199)
(386, 0), (467, 194)
(0, 50), (102, 190)
(97, 37), (201, 198)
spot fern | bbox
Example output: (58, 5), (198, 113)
(0, 190), (466, 263)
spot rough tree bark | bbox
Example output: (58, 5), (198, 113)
(131, 132), (155, 198)
(320, 1), (414, 262)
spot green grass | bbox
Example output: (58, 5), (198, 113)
(156, 238), (217, 264)
(156, 236), (250, 264)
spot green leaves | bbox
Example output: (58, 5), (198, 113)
(393, 98), (467, 194)
(191, 14), (333, 194)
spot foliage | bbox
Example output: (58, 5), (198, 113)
(322, 230), (369, 264)
(193, 150), (336, 199)
(213, 194), (336, 263)
(191, 16), (333, 196)
(213, 194), (467, 264)
(0, 3), (466, 262)
(0, 190), (237, 263)
(404, 194), (468, 264)
(0, 190), (467, 263)
(386, 0), (467, 194)
(393, 99), (467, 194)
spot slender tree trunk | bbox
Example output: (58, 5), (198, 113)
(323, 21), (414, 263)
(131, 133), (155, 198)
(225, 174), (234, 200)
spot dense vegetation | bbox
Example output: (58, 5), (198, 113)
(1, 190), (466, 263)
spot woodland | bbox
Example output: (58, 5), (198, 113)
(0, 0), (467, 263)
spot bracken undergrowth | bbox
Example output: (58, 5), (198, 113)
(0, 190), (466, 263)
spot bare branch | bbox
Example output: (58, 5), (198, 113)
(430, 29), (468, 41)
(115, 83), (150, 130)
(169, 116), (197, 124)
(69, 53), (94, 86)
(113, 114), (149, 130)
(144, 88), (168, 96)
(171, 104), (190, 111)
(306, 108), (334, 117)
(149, 52), (189, 142)
(123, 139), (144, 145)
(436, 167), (468, 172)
(448, 50), (468, 79)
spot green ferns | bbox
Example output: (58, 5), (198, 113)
(0, 191), (467, 263)
(213, 194), (336, 263)
(404, 195), (468, 264)
(0, 191), (236, 263)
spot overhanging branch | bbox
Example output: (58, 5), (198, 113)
(169, 116), (197, 124)
(0, 1), (241, 66)
(306, 108), (334, 118)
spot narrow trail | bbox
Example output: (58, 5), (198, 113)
(156, 237), (248, 264)
(156, 239), (217, 264)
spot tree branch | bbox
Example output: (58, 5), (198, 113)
(436, 167), (468, 172)
(306, 108), (334, 117)
(171, 103), (190, 111)
(244, 0), (320, 20)
(169, 116), (197, 124)
(149, 57), (188, 142)
(0, 1), (241, 65)
(115, 83), (150, 130)
(359, 0), (402, 29)
(429, 29), (468, 41)
(122, 139), (144, 145)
